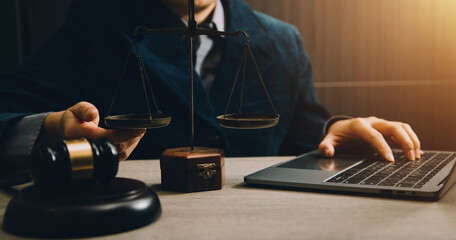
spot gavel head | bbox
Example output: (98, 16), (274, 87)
(31, 138), (118, 191)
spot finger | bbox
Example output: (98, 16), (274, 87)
(122, 138), (142, 161)
(117, 152), (128, 161)
(69, 101), (99, 123)
(352, 120), (394, 162)
(115, 135), (144, 161)
(319, 135), (336, 157)
(402, 123), (421, 159)
(67, 123), (108, 140)
(105, 129), (146, 143)
(116, 143), (129, 161)
(389, 135), (398, 145)
(67, 122), (145, 150)
(374, 122), (415, 160)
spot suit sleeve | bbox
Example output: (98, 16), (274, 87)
(0, 0), (92, 175)
(279, 28), (331, 155)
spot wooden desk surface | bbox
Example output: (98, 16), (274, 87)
(1, 156), (456, 240)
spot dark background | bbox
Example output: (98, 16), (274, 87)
(0, 0), (73, 74)
(2, 0), (456, 151)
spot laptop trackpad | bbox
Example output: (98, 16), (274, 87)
(277, 152), (365, 172)
(244, 151), (370, 186)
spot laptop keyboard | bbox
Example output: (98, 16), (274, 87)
(326, 151), (455, 188)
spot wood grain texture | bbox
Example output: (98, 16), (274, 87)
(2, 158), (456, 240)
(246, 0), (456, 150)
(160, 147), (224, 192)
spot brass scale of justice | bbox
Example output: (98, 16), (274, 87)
(104, 0), (280, 151)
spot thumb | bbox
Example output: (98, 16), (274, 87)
(68, 101), (100, 125)
(319, 134), (336, 157)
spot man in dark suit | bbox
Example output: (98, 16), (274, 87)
(0, 0), (421, 175)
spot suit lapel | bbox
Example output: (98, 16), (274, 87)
(210, 0), (275, 115)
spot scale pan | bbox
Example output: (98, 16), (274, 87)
(217, 113), (279, 129)
(105, 113), (171, 129)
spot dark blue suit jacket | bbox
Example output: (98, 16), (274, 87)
(0, 0), (330, 172)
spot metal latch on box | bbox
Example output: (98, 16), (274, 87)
(197, 163), (217, 179)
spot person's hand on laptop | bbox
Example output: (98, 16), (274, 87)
(39, 101), (146, 161)
(318, 117), (422, 162)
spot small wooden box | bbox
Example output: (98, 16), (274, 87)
(160, 147), (225, 192)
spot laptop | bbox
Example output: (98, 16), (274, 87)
(244, 150), (456, 200)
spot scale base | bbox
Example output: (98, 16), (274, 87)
(160, 147), (225, 192)
(3, 178), (161, 238)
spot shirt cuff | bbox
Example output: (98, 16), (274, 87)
(323, 115), (352, 136)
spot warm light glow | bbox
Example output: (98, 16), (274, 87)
(245, 0), (456, 150)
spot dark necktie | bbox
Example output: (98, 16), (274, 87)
(191, 22), (213, 60)
(197, 22), (225, 94)
(182, 21), (226, 94)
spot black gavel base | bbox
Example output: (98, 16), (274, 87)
(2, 178), (161, 238)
